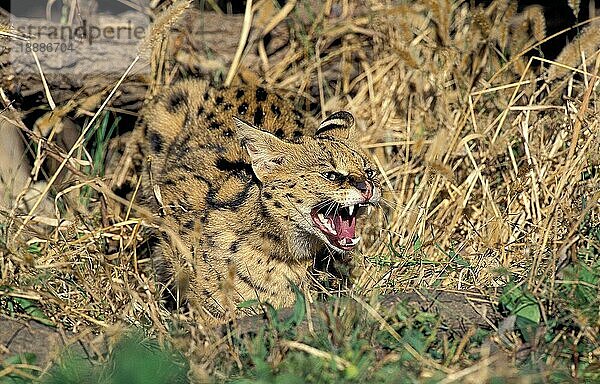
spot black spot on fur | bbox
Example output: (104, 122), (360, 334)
(236, 270), (271, 294)
(215, 157), (254, 175)
(206, 112), (215, 121)
(258, 200), (271, 220)
(210, 121), (220, 130)
(253, 106), (264, 126)
(215, 95), (224, 104)
(207, 179), (254, 209)
(238, 103), (248, 115)
(274, 128), (285, 138)
(229, 241), (240, 253)
(197, 105), (204, 116)
(224, 103), (233, 111)
(270, 103), (281, 117)
(149, 132), (163, 152)
(264, 231), (281, 243)
(295, 198), (303, 204)
(223, 129), (234, 137)
(236, 89), (245, 99)
(203, 91), (210, 100)
(166, 90), (187, 113)
(274, 201), (283, 208)
(295, 119), (303, 127)
(293, 130), (303, 138)
(206, 237), (217, 248)
(181, 163), (195, 172)
(163, 177), (176, 185)
(263, 191), (272, 200)
(256, 87), (268, 101)
(192, 173), (211, 188)
(183, 220), (195, 229)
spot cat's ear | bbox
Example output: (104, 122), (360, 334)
(315, 111), (355, 140)
(233, 117), (290, 181)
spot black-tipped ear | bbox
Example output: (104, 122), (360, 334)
(315, 111), (355, 140)
(233, 117), (290, 181)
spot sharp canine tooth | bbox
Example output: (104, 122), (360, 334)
(348, 204), (355, 216)
(367, 205), (372, 215)
(350, 236), (362, 246)
(318, 213), (326, 223)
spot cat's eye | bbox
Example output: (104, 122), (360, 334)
(323, 171), (340, 181)
(365, 169), (375, 178)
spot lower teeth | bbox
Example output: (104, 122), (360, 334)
(342, 236), (361, 246)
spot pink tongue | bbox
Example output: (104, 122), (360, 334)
(333, 214), (356, 239)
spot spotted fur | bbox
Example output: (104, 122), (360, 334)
(139, 79), (381, 319)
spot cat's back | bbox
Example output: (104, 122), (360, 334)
(138, 79), (315, 214)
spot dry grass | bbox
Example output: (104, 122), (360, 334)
(1, 0), (599, 382)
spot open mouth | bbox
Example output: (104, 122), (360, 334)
(310, 203), (372, 251)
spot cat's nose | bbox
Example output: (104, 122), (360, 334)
(352, 179), (373, 200)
